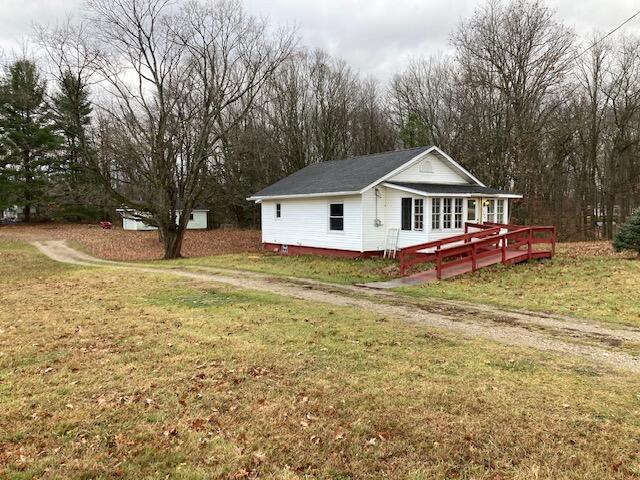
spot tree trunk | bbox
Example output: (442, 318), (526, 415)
(161, 226), (185, 259)
(23, 204), (31, 223)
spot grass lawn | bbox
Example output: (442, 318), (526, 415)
(166, 241), (640, 327)
(2, 239), (640, 479)
(164, 253), (397, 284)
(397, 242), (640, 327)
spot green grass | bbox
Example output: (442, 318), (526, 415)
(161, 252), (396, 284)
(157, 243), (640, 327)
(2, 240), (640, 478)
(397, 253), (640, 327)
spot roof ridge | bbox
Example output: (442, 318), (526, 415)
(310, 145), (431, 166)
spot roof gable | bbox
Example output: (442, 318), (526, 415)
(385, 152), (471, 185)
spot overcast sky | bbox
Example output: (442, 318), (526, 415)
(1, 0), (640, 80)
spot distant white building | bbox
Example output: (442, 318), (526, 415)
(117, 206), (209, 231)
(2, 205), (36, 222)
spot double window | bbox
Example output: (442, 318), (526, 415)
(276, 203), (281, 219)
(432, 198), (464, 230)
(485, 199), (505, 223)
(401, 198), (424, 231)
(329, 203), (344, 231)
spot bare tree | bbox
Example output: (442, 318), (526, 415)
(87, 0), (294, 258)
(452, 0), (574, 221)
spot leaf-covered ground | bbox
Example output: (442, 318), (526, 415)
(0, 224), (261, 260)
(2, 240), (640, 479)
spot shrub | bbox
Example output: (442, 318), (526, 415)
(613, 207), (640, 255)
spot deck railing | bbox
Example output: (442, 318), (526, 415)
(398, 222), (557, 278)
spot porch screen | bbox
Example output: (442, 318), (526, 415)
(401, 198), (412, 230)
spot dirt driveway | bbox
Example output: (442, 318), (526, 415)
(33, 239), (640, 373)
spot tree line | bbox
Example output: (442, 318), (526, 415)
(0, 0), (638, 257)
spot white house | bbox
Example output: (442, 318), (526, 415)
(248, 145), (522, 257)
(117, 206), (209, 231)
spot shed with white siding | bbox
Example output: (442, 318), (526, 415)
(117, 206), (209, 231)
(248, 146), (521, 257)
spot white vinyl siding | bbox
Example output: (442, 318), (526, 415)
(388, 152), (469, 184)
(122, 210), (207, 230)
(261, 196), (363, 251)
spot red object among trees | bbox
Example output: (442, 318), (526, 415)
(100, 221), (113, 229)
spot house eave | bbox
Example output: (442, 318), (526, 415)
(247, 191), (361, 202)
(380, 182), (523, 199)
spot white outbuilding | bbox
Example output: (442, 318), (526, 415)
(117, 205), (209, 231)
(248, 146), (522, 257)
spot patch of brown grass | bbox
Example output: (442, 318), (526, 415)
(556, 240), (628, 259)
(0, 223), (261, 260)
(2, 240), (640, 479)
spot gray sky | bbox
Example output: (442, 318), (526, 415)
(2, 0), (640, 80)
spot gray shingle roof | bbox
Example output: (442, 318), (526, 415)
(250, 146), (433, 198)
(386, 182), (520, 196)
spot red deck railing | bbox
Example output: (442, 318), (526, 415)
(398, 222), (556, 278)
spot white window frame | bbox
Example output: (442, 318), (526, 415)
(328, 202), (344, 232)
(414, 198), (424, 231)
(431, 198), (441, 230)
(497, 199), (504, 223)
(454, 198), (463, 229)
(487, 199), (496, 223)
(467, 199), (477, 222)
(275, 203), (282, 219)
(442, 198), (452, 229)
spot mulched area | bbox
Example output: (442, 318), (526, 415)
(0, 223), (261, 261)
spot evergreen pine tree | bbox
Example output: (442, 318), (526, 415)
(0, 60), (60, 222)
(613, 208), (640, 256)
(399, 112), (431, 148)
(50, 69), (97, 219)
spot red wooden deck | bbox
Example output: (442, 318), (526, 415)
(397, 222), (556, 284)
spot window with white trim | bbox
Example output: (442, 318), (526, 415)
(487, 199), (496, 223)
(497, 199), (504, 223)
(467, 199), (477, 222)
(454, 198), (463, 228)
(431, 198), (441, 229)
(276, 203), (281, 219)
(414, 198), (424, 231)
(329, 203), (344, 231)
(443, 198), (452, 229)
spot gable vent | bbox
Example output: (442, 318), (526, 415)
(419, 159), (433, 173)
